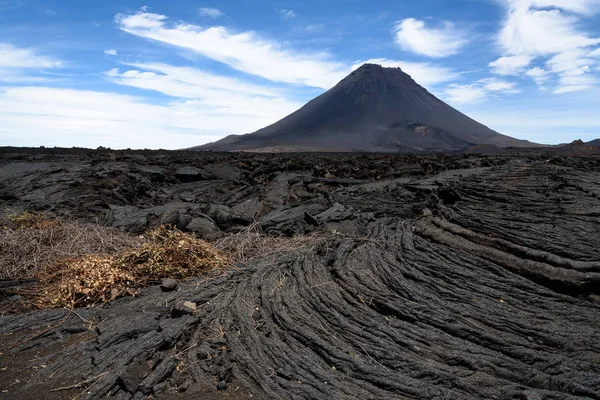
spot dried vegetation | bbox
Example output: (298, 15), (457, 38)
(0, 213), (141, 279)
(214, 222), (324, 263)
(1, 214), (321, 309)
(2, 214), (228, 308)
(33, 226), (228, 308)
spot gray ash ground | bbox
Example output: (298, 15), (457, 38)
(1, 148), (600, 399)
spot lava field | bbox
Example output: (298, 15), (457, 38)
(1, 148), (599, 400)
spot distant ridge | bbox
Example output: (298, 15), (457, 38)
(195, 63), (536, 153)
(586, 139), (600, 148)
(557, 139), (600, 156)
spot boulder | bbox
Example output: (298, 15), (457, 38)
(203, 164), (242, 181)
(315, 203), (352, 222)
(185, 216), (222, 240)
(175, 167), (213, 182)
(108, 205), (148, 232)
(208, 204), (253, 229)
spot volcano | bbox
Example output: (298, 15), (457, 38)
(196, 63), (534, 152)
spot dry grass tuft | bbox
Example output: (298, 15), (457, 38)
(1, 215), (142, 279)
(33, 226), (228, 308)
(215, 222), (324, 264)
(7, 211), (61, 230)
(118, 226), (228, 279)
(35, 255), (134, 307)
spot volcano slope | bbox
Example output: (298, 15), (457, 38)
(1, 149), (600, 400)
(197, 64), (534, 153)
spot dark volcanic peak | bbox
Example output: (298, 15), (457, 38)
(339, 63), (421, 91)
(197, 63), (535, 153)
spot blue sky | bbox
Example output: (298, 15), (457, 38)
(1, 0), (599, 149)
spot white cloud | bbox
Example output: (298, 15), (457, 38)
(198, 7), (223, 18)
(0, 73), (50, 84)
(553, 86), (592, 94)
(499, 1), (600, 56)
(276, 9), (296, 18)
(544, 49), (598, 92)
(0, 42), (62, 83)
(554, 73), (597, 93)
(104, 49), (118, 56)
(304, 24), (324, 34)
(495, 1), (600, 94)
(489, 55), (532, 75)
(116, 11), (347, 89)
(480, 78), (519, 93)
(547, 49), (594, 75)
(105, 63), (301, 119)
(527, 0), (600, 15)
(444, 84), (488, 104)
(526, 67), (550, 86)
(108, 63), (280, 97)
(0, 71), (56, 83)
(350, 58), (460, 87)
(0, 86), (300, 149)
(119, 12), (167, 29)
(394, 18), (467, 58)
(0, 42), (61, 68)
(442, 78), (520, 105)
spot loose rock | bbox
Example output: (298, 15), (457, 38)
(160, 278), (178, 292)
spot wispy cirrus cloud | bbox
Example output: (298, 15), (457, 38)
(553, 73), (598, 93)
(0, 42), (62, 83)
(104, 63), (301, 116)
(115, 11), (347, 89)
(443, 78), (519, 104)
(106, 68), (301, 123)
(0, 42), (62, 68)
(107, 63), (281, 98)
(393, 18), (467, 58)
